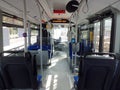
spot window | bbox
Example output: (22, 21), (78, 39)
(3, 27), (24, 51)
(81, 31), (88, 40)
(94, 22), (100, 52)
(3, 16), (23, 26)
(31, 30), (38, 44)
(103, 18), (112, 52)
(9, 27), (18, 39)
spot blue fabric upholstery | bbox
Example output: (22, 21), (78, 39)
(69, 43), (72, 59)
(37, 75), (42, 85)
(74, 76), (79, 85)
(28, 45), (40, 50)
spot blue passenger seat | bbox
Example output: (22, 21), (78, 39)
(74, 75), (79, 89)
(33, 54), (42, 86)
(28, 44), (40, 50)
(37, 75), (42, 85)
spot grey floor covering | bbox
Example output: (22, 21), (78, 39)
(39, 51), (74, 90)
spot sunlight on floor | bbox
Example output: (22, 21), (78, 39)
(45, 75), (52, 90)
(40, 51), (73, 90)
(48, 62), (57, 69)
(48, 51), (67, 69)
(51, 58), (59, 64)
(45, 75), (58, 90)
(48, 58), (59, 69)
(53, 75), (58, 90)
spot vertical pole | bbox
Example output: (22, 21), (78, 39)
(69, 19), (72, 42)
(75, 11), (78, 42)
(74, 52), (77, 73)
(28, 22), (31, 46)
(40, 11), (43, 78)
(68, 20), (72, 69)
(99, 20), (104, 52)
(110, 14), (115, 52)
(37, 3), (43, 78)
(0, 9), (3, 53)
(74, 12), (79, 73)
(72, 52), (74, 71)
(114, 13), (120, 52)
(49, 34), (52, 64)
(23, 0), (27, 52)
(74, 0), (84, 42)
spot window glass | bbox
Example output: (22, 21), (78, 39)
(31, 30), (38, 44)
(3, 27), (24, 51)
(3, 16), (23, 26)
(94, 22), (100, 52)
(103, 18), (112, 52)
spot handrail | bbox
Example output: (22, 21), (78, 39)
(8, 45), (24, 51)
(1, 45), (24, 56)
(84, 52), (116, 59)
(35, 0), (50, 19)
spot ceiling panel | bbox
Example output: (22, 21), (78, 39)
(0, 0), (46, 24)
(0, 0), (23, 18)
(1, 0), (23, 11)
(0, 0), (72, 22)
(0, 0), (120, 24)
(112, 1), (120, 11)
(52, 0), (72, 19)
(77, 0), (120, 24)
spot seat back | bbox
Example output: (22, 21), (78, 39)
(77, 53), (116, 90)
(0, 66), (5, 89)
(110, 60), (120, 90)
(33, 55), (37, 76)
(0, 56), (38, 89)
(116, 53), (120, 60)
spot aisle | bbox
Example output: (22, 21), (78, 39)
(40, 51), (73, 90)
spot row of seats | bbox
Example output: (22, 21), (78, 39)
(0, 51), (41, 89)
(76, 52), (120, 90)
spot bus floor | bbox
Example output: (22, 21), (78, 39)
(39, 51), (74, 90)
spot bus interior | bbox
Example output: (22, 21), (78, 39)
(0, 0), (120, 90)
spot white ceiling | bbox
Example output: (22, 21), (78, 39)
(0, 0), (120, 24)
(0, 0), (41, 24)
(46, 0), (71, 19)
(74, 0), (120, 24)
(0, 0), (72, 23)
